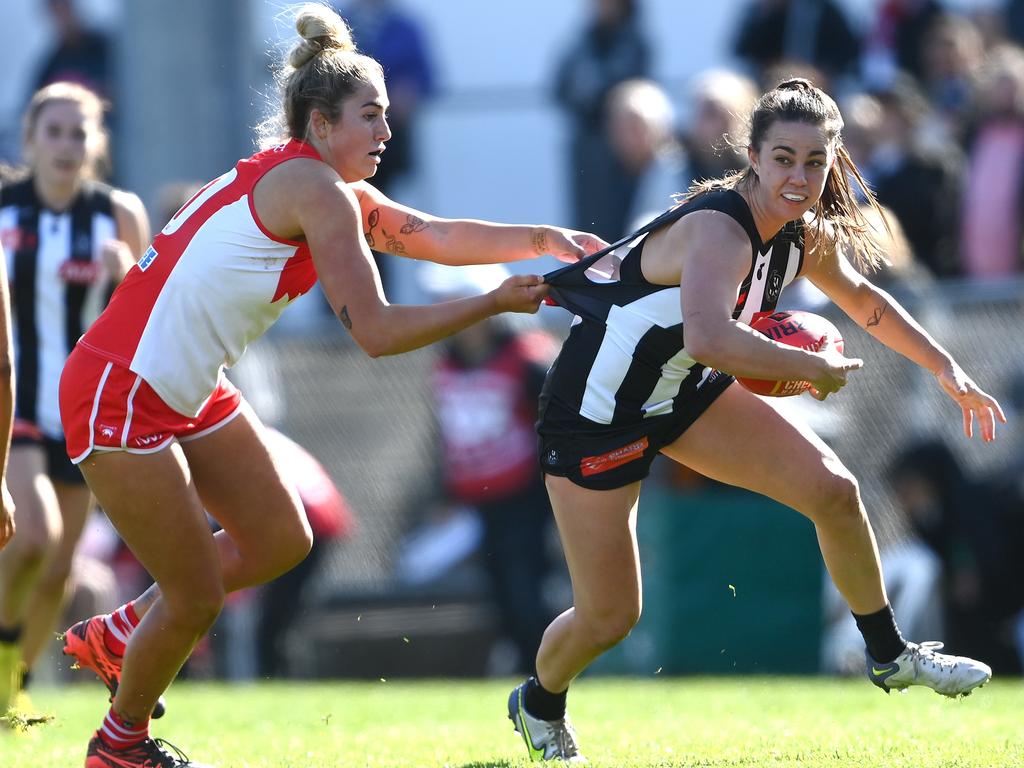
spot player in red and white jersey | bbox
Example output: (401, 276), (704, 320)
(59, 6), (606, 767)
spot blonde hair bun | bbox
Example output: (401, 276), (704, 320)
(288, 3), (355, 69)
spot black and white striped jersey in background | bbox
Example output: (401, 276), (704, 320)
(541, 188), (805, 427)
(0, 177), (117, 439)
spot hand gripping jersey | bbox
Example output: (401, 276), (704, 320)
(541, 188), (805, 427)
(79, 140), (321, 417)
(0, 177), (117, 438)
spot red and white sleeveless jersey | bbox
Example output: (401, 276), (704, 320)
(79, 139), (321, 416)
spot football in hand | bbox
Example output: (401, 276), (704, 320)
(736, 310), (844, 397)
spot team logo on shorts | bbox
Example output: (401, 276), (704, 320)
(97, 424), (118, 439)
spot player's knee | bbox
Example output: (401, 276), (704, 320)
(164, 579), (225, 633)
(4, 515), (60, 571)
(585, 605), (642, 650)
(816, 470), (863, 527)
(275, 512), (313, 575)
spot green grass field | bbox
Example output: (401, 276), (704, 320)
(4, 677), (1023, 767)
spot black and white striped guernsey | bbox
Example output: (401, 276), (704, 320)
(0, 177), (117, 438)
(541, 188), (805, 427)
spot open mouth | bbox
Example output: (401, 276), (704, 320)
(782, 193), (807, 203)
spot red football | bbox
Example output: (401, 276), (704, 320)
(736, 310), (844, 397)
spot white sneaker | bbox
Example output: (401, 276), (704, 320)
(508, 683), (587, 763)
(867, 641), (992, 697)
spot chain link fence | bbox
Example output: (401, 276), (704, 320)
(245, 278), (1023, 603)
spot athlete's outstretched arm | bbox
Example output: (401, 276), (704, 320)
(350, 180), (607, 265)
(804, 228), (1006, 441)
(0, 245), (14, 548)
(269, 160), (548, 357)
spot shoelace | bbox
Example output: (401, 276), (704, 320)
(550, 717), (581, 758)
(146, 738), (191, 767)
(911, 641), (958, 674)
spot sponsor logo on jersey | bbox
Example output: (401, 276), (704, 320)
(580, 437), (649, 477)
(59, 259), (101, 285)
(138, 246), (159, 271)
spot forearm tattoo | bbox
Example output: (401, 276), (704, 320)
(400, 214), (428, 235)
(866, 304), (888, 328)
(531, 227), (548, 255)
(364, 209), (380, 249)
(382, 226), (406, 255)
(338, 306), (352, 330)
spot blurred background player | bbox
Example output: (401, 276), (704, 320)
(418, 262), (563, 676)
(0, 82), (148, 717)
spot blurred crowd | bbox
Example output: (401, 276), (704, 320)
(1, 0), (1022, 695)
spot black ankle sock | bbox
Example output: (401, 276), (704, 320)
(524, 675), (567, 721)
(0, 625), (23, 644)
(853, 604), (906, 663)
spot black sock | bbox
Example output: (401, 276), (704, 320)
(0, 625), (22, 644)
(853, 604), (906, 663)
(523, 675), (567, 721)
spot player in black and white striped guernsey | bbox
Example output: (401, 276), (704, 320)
(0, 82), (149, 716)
(507, 78), (1007, 763)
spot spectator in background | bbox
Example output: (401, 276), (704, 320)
(336, 0), (436, 293)
(732, 0), (861, 89)
(255, 428), (354, 678)
(418, 262), (563, 675)
(33, 0), (112, 99)
(960, 44), (1024, 278)
(337, 0), (435, 196)
(678, 69), (759, 189)
(861, 0), (945, 87)
(0, 82), (148, 718)
(553, 0), (650, 241)
(867, 74), (964, 278)
(888, 438), (1024, 675)
(918, 13), (985, 144)
(605, 79), (685, 233)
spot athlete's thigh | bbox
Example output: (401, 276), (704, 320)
(178, 403), (307, 552)
(7, 444), (62, 544)
(78, 445), (220, 593)
(661, 382), (851, 512)
(545, 474), (642, 618)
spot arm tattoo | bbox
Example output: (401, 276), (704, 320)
(364, 209), (380, 250)
(338, 306), (352, 330)
(382, 226), (406, 255)
(531, 227), (548, 255)
(866, 304), (888, 328)
(399, 214), (428, 235)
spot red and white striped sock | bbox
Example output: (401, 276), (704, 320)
(102, 602), (141, 657)
(99, 706), (149, 750)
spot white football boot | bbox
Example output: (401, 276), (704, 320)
(867, 641), (992, 697)
(508, 683), (587, 763)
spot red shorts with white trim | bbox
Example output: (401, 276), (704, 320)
(59, 345), (243, 464)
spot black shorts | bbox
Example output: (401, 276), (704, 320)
(538, 371), (734, 490)
(12, 433), (86, 486)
